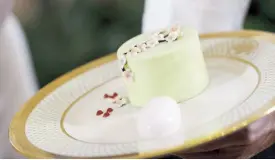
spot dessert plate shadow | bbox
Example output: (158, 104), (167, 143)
(9, 37), (275, 159)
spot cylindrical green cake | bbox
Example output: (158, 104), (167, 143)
(117, 26), (209, 106)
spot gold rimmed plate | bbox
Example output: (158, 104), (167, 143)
(9, 31), (275, 158)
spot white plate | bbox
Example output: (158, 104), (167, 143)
(10, 37), (275, 158)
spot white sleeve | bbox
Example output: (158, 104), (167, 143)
(0, 14), (38, 158)
(142, 0), (173, 33)
(142, 0), (251, 34)
(0, 0), (13, 27)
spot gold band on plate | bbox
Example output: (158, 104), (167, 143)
(9, 30), (275, 159)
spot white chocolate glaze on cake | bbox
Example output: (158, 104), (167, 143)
(117, 26), (209, 106)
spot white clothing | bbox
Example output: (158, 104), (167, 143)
(0, 12), (38, 159)
(142, 0), (251, 33)
(0, 0), (37, 157)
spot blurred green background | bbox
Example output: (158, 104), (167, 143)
(14, 0), (275, 87)
(14, 0), (144, 87)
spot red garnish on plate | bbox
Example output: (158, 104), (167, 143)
(113, 92), (118, 98)
(104, 92), (118, 99)
(98, 92), (129, 118)
(96, 110), (103, 116)
(104, 94), (108, 99)
(107, 108), (113, 113)
(103, 112), (110, 118)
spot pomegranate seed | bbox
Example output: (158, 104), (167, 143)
(107, 108), (113, 113)
(113, 92), (118, 97)
(104, 94), (108, 98)
(96, 110), (103, 116)
(103, 112), (110, 118)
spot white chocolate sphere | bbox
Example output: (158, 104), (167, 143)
(137, 97), (181, 139)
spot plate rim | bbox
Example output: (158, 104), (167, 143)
(9, 30), (275, 159)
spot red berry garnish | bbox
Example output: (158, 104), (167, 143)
(104, 92), (119, 99)
(113, 92), (118, 97)
(104, 94), (108, 98)
(96, 110), (103, 116)
(107, 108), (113, 113)
(103, 112), (110, 118)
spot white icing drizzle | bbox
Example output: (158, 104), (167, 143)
(119, 25), (183, 81)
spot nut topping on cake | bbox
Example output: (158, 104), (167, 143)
(119, 25), (183, 81)
(146, 38), (159, 48)
(138, 43), (147, 52)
